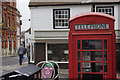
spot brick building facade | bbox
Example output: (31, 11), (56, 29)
(2, 0), (21, 56)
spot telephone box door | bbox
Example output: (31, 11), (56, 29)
(73, 35), (112, 80)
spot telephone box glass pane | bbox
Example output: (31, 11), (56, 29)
(78, 51), (80, 61)
(104, 40), (107, 50)
(82, 63), (103, 72)
(78, 62), (81, 72)
(78, 74), (81, 80)
(82, 74), (103, 80)
(82, 40), (102, 50)
(78, 40), (80, 50)
(82, 51), (103, 61)
(104, 63), (107, 72)
(104, 51), (107, 61)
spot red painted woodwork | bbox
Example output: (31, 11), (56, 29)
(69, 12), (116, 79)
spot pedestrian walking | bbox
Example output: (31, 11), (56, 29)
(27, 45), (30, 64)
(18, 44), (26, 65)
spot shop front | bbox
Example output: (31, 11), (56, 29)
(69, 12), (116, 79)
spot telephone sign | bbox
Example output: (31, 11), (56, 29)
(75, 24), (109, 30)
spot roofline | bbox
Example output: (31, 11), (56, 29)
(29, 2), (120, 7)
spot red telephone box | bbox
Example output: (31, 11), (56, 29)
(69, 12), (116, 80)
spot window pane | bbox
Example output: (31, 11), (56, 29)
(106, 9), (108, 12)
(104, 40), (107, 50)
(62, 11), (64, 14)
(65, 15), (67, 18)
(102, 9), (104, 12)
(65, 23), (68, 26)
(59, 11), (61, 14)
(55, 22), (58, 26)
(82, 40), (102, 50)
(104, 63), (107, 72)
(82, 51), (103, 61)
(78, 62), (81, 72)
(62, 23), (64, 26)
(78, 51), (80, 61)
(109, 9), (111, 12)
(82, 74), (103, 80)
(109, 13), (112, 15)
(65, 11), (68, 14)
(62, 15), (64, 18)
(77, 40), (80, 50)
(104, 51), (107, 61)
(98, 9), (101, 12)
(78, 74), (81, 80)
(48, 44), (68, 62)
(82, 63), (103, 72)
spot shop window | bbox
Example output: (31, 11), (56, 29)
(47, 44), (68, 62)
(96, 6), (114, 16)
(53, 9), (70, 29)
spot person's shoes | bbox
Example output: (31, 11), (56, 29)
(20, 64), (22, 65)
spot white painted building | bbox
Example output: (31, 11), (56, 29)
(29, 0), (120, 68)
(25, 28), (31, 48)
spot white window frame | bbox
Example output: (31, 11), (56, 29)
(96, 6), (114, 16)
(53, 9), (70, 29)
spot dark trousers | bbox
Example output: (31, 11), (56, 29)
(28, 57), (30, 64)
(19, 54), (23, 65)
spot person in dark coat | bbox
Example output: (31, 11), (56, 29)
(18, 44), (26, 65)
(27, 45), (30, 64)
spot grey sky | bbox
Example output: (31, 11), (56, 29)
(16, 0), (31, 32)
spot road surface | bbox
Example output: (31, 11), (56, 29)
(0, 56), (28, 76)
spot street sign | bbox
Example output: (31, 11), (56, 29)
(41, 66), (53, 78)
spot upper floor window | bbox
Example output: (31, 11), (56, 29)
(12, 18), (15, 27)
(96, 6), (114, 16)
(7, 17), (10, 27)
(53, 9), (70, 29)
(3, 14), (6, 27)
(12, 0), (15, 6)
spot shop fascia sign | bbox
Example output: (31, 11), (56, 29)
(75, 24), (109, 30)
